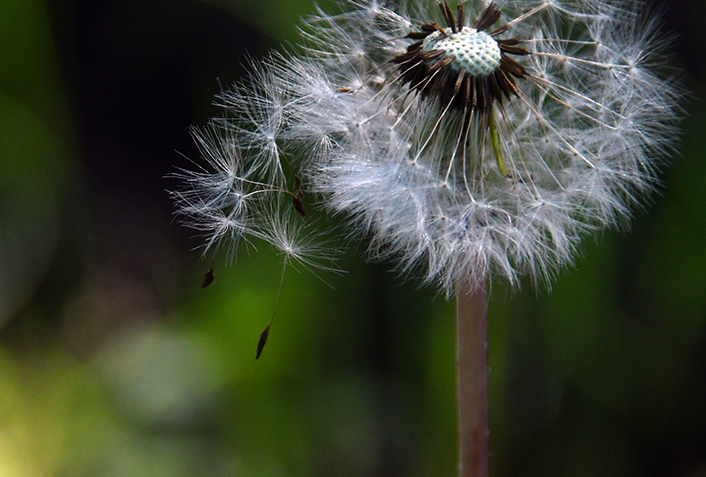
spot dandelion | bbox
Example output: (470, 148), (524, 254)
(171, 0), (681, 474)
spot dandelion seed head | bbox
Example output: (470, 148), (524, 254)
(172, 0), (683, 294)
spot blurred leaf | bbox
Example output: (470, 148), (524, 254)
(0, 0), (77, 324)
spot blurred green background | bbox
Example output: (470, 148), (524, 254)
(1, 0), (705, 475)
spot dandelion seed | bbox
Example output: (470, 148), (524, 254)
(256, 324), (271, 360)
(201, 266), (215, 288)
(292, 195), (308, 217)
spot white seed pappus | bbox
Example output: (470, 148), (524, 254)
(171, 0), (682, 294)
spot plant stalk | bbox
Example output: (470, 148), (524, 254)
(456, 280), (489, 477)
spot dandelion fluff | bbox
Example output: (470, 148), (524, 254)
(173, 0), (681, 294)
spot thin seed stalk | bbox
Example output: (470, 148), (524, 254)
(456, 279), (489, 477)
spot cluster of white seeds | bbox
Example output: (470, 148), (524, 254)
(172, 0), (681, 294)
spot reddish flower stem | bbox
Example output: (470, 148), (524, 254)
(456, 280), (489, 477)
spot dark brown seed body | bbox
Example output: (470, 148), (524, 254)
(202, 267), (215, 288)
(256, 324), (271, 359)
(293, 195), (307, 217)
